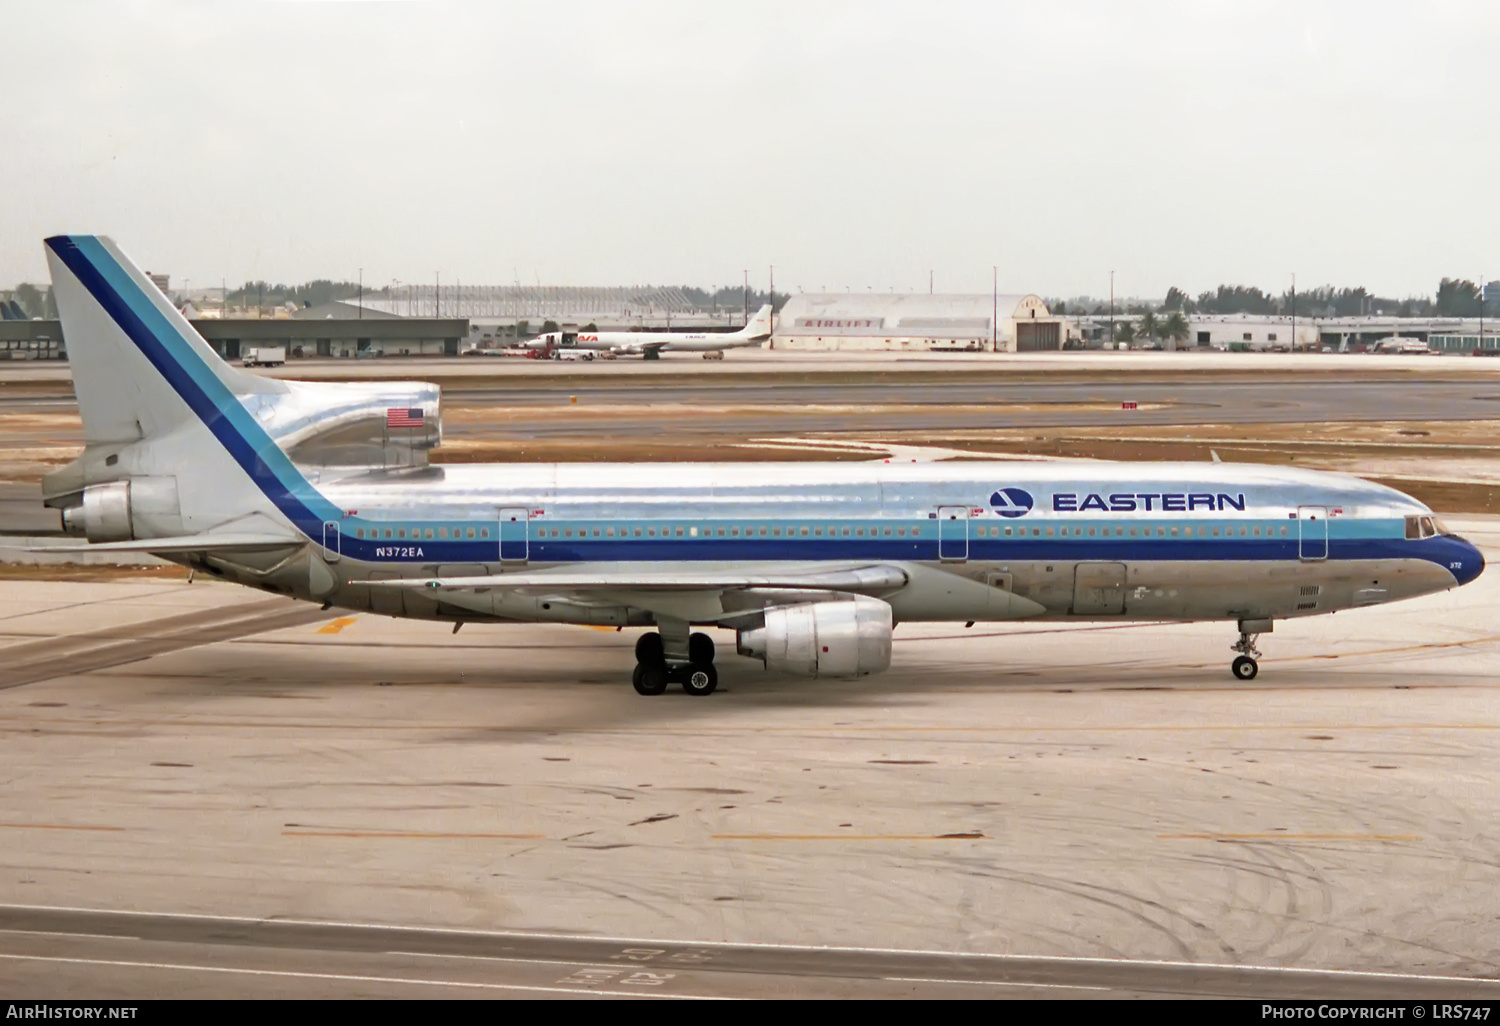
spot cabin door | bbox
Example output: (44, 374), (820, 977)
(1298, 506), (1328, 561)
(937, 506), (969, 561)
(321, 521), (341, 563)
(499, 508), (529, 563)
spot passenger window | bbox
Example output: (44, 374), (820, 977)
(1003, 527), (1012, 537)
(647, 528), (656, 537)
(1279, 526), (1288, 537)
(884, 527), (893, 537)
(467, 528), (475, 539)
(856, 527), (865, 537)
(481, 528), (490, 538)
(731, 528), (740, 537)
(674, 527), (683, 537)
(1252, 526), (1260, 537)
(1156, 527), (1165, 537)
(1045, 527), (1055, 537)
(1088, 527), (1097, 537)
(772, 527), (781, 537)
(1171, 527), (1179, 537)
(606, 527), (615, 537)
(841, 527), (850, 537)
(814, 527), (823, 537)
(801, 527), (810, 536)
(897, 527), (907, 537)
(564, 529), (573, 538)
(760, 527), (768, 537)
(1182, 527), (1191, 537)
(633, 528), (642, 537)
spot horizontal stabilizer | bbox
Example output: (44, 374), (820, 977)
(37, 532), (303, 554)
(366, 564), (908, 593)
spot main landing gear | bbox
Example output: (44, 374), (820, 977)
(631, 628), (718, 696)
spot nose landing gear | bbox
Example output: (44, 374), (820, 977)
(1230, 618), (1271, 680)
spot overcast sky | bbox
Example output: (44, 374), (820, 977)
(4, 1), (1498, 299)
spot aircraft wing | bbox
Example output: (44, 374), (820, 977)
(37, 531), (304, 553)
(369, 564), (907, 593)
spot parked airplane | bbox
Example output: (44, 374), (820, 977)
(42, 236), (1484, 695)
(525, 304), (773, 360)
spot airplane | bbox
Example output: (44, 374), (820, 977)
(40, 235), (1485, 695)
(525, 304), (773, 360)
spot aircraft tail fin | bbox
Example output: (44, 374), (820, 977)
(46, 235), (265, 448)
(743, 303), (774, 340)
(42, 235), (338, 541)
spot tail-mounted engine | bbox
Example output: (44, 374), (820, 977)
(737, 596), (893, 678)
(59, 478), (182, 542)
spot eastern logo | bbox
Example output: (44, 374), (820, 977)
(990, 487), (1035, 518)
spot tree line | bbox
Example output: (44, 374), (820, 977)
(1052, 278), (1497, 319)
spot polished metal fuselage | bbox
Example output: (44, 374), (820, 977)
(259, 459), (1481, 628)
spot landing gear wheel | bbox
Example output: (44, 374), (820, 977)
(634, 632), (665, 666)
(1231, 655), (1259, 681)
(688, 632), (716, 665)
(633, 663), (668, 696)
(679, 662), (718, 696)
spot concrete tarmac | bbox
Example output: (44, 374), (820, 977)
(0, 519), (1498, 997)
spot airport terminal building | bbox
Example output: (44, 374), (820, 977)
(772, 293), (1061, 352)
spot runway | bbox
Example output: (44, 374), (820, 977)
(1, 518), (1498, 997)
(5, 367), (1500, 445)
(2, 905), (1497, 998)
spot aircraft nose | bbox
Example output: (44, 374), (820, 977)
(1448, 536), (1486, 586)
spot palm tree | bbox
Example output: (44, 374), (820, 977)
(1137, 311), (1160, 348)
(1114, 320), (1136, 344)
(1162, 311), (1190, 351)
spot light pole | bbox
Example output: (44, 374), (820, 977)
(1290, 272), (1295, 350)
(358, 267), (363, 320)
(743, 269), (749, 327)
(992, 266), (998, 352)
(1109, 270), (1115, 349)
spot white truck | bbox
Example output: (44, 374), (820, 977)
(241, 346), (286, 367)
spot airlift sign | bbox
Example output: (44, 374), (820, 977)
(1051, 491), (1248, 513)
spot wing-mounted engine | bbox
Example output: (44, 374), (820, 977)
(244, 378), (441, 468)
(736, 596), (893, 678)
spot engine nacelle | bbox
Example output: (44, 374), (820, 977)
(60, 477), (183, 542)
(60, 481), (133, 542)
(737, 597), (893, 678)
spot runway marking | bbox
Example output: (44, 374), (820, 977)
(712, 832), (985, 842)
(7, 718), (1500, 734)
(883, 976), (1108, 991)
(315, 617), (359, 635)
(1160, 832), (1422, 842)
(0, 822), (125, 833)
(0, 952), (712, 999)
(283, 829), (545, 840)
(3, 902), (1497, 988)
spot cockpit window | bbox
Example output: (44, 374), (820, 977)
(1406, 515), (1440, 540)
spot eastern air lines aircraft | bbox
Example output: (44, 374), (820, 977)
(526, 304), (773, 360)
(43, 236), (1485, 695)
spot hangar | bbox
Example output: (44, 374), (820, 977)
(773, 293), (1060, 353)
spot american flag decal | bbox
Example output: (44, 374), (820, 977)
(386, 407), (423, 429)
